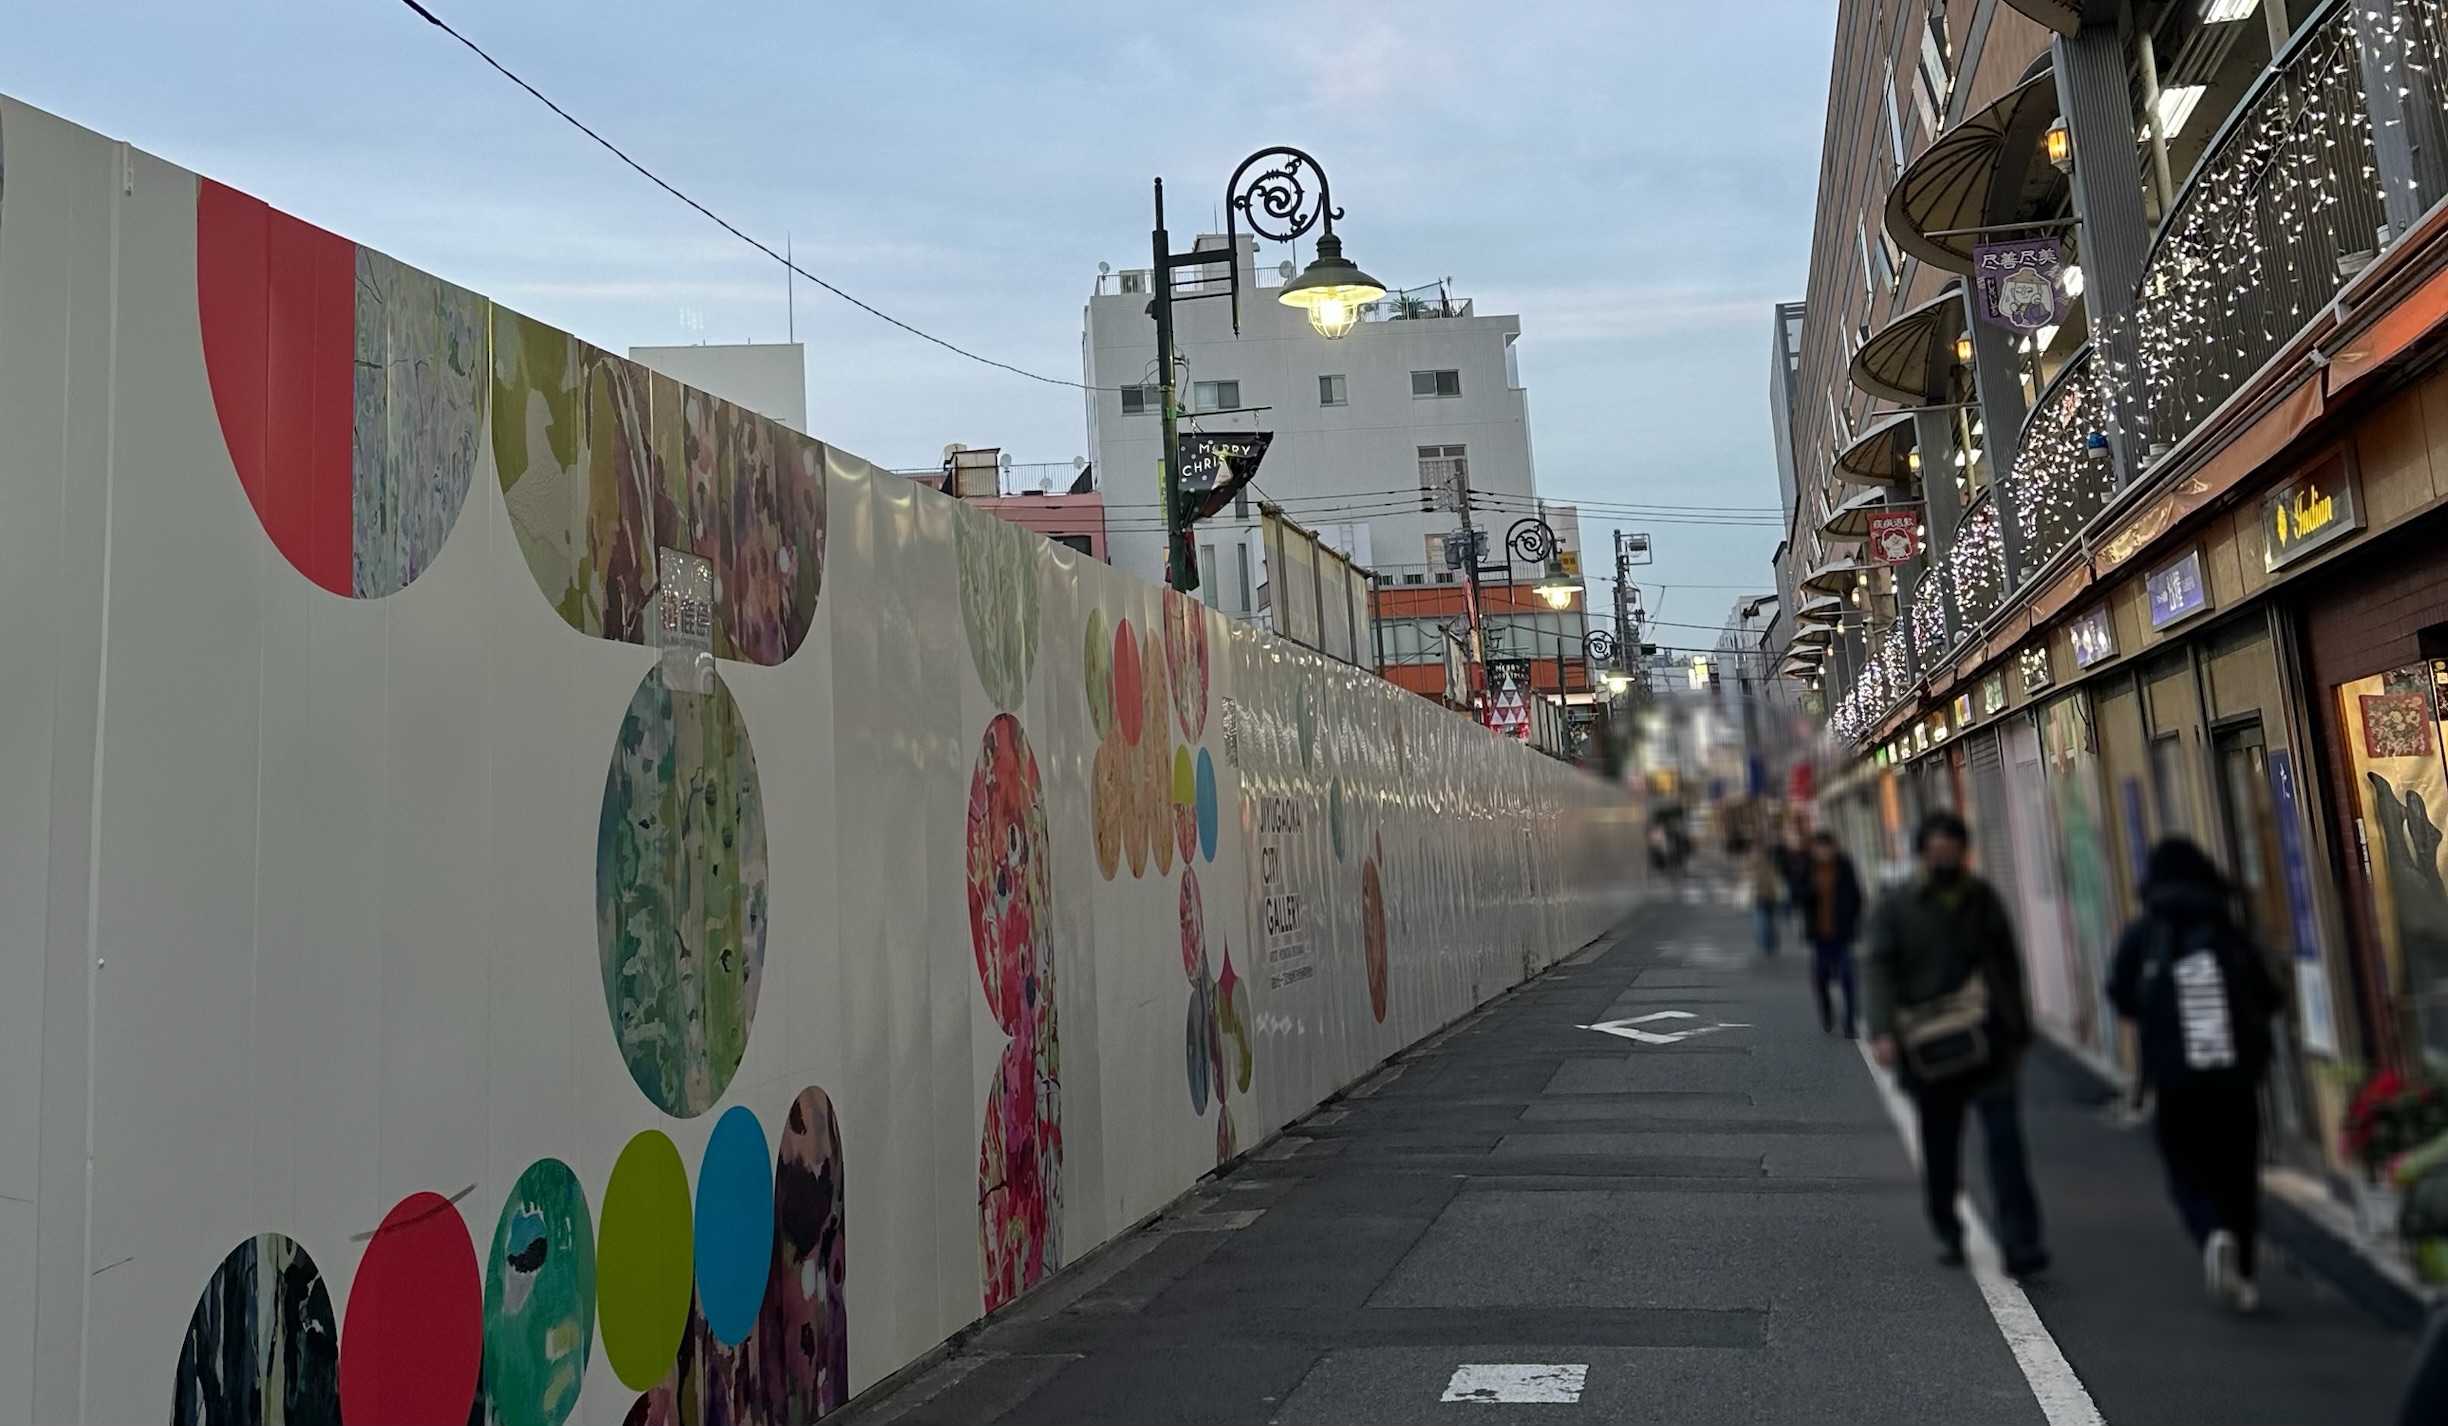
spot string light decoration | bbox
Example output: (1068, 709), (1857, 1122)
(2117, 9), (2384, 456)
(1947, 497), (2007, 628)
(2001, 348), (2117, 557)
(1911, 575), (1949, 668)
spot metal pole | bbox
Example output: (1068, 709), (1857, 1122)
(1153, 178), (1192, 593)
(1458, 462), (1489, 723)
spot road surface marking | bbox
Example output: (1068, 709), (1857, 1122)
(1442, 1363), (1588, 1404)
(1579, 1011), (1751, 1045)
(1855, 1042), (2104, 1426)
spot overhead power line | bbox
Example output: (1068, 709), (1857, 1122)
(400, 0), (1105, 391)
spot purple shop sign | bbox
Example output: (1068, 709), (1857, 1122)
(1973, 238), (2068, 335)
(2146, 549), (2209, 629)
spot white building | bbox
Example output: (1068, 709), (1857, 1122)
(1081, 237), (1560, 621)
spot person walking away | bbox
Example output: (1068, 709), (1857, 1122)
(1802, 833), (1864, 1033)
(1778, 824), (1814, 940)
(2107, 837), (2282, 1312)
(1746, 839), (1786, 957)
(1866, 810), (2051, 1277)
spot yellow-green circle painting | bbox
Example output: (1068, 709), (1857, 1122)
(596, 1131), (693, 1391)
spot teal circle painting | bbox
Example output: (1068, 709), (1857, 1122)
(597, 663), (770, 1118)
(482, 1159), (595, 1426)
(1195, 748), (1218, 862)
(693, 1105), (774, 1347)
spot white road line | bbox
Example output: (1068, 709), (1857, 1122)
(1855, 1042), (2106, 1426)
(1442, 1363), (1588, 1404)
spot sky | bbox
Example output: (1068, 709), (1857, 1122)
(4, 0), (1835, 639)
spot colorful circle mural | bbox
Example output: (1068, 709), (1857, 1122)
(1363, 833), (1390, 1023)
(1142, 643), (1174, 878)
(956, 504), (1041, 710)
(596, 662), (770, 1118)
(483, 1160), (597, 1426)
(759, 1087), (850, 1419)
(694, 1106), (775, 1348)
(1091, 738), (1123, 881)
(1179, 868), (1207, 983)
(598, 1131), (695, 1392)
(173, 1233), (339, 1426)
(1163, 589), (1210, 741)
(488, 306), (827, 663)
(1185, 975), (1215, 1115)
(968, 714), (1063, 1310)
(1172, 746), (1199, 867)
(1195, 749), (1219, 863)
(197, 183), (485, 599)
(340, 1192), (483, 1426)
(1113, 619), (1143, 747)
(1083, 607), (1114, 740)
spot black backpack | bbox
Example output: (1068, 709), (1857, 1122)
(2134, 916), (2269, 1085)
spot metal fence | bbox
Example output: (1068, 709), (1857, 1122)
(2121, 2), (2386, 459)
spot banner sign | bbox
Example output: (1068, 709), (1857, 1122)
(1178, 430), (1273, 520)
(1972, 238), (2068, 334)
(1866, 508), (1922, 565)
(2069, 606), (2117, 668)
(2267, 748), (2338, 1056)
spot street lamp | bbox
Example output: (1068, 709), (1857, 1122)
(1534, 578), (1580, 610)
(1149, 147), (1378, 592)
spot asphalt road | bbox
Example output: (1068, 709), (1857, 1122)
(840, 884), (2416, 1425)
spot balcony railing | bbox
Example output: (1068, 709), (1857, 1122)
(2004, 345), (2118, 563)
(1948, 494), (2009, 631)
(2119, 2), (2386, 460)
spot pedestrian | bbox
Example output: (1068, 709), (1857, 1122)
(1778, 823), (1814, 940)
(1800, 832), (1864, 1034)
(2107, 837), (2283, 1313)
(1865, 809), (2051, 1278)
(1745, 838), (1786, 957)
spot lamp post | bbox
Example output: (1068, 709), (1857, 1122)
(1149, 148), (1384, 593)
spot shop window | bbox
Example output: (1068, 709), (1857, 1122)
(2334, 661), (2448, 1064)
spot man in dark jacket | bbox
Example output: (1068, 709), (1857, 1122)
(2107, 837), (2282, 1312)
(1802, 832), (1865, 1035)
(1866, 810), (2051, 1277)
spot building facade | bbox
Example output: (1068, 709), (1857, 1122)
(1082, 238), (1591, 721)
(1780, 0), (2448, 1245)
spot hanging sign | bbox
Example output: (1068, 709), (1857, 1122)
(1866, 508), (1922, 565)
(2146, 549), (2210, 629)
(2263, 453), (2362, 571)
(1972, 238), (2068, 334)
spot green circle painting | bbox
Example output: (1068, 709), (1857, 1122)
(482, 1159), (596, 1426)
(597, 663), (770, 1117)
(957, 504), (1040, 711)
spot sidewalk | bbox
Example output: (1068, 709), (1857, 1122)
(835, 891), (2417, 1424)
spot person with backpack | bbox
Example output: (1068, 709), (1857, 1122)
(1865, 810), (2051, 1277)
(2107, 836), (2284, 1312)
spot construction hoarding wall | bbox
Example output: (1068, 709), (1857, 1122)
(0, 96), (1640, 1424)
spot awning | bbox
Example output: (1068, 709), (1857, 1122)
(1801, 558), (1873, 598)
(1794, 594), (1846, 625)
(2000, 0), (2081, 34)
(1788, 625), (1836, 646)
(1832, 411), (1919, 488)
(1886, 72), (2060, 275)
(1849, 289), (1968, 406)
(1821, 485), (1897, 539)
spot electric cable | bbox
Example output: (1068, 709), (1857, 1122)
(400, 0), (1111, 391)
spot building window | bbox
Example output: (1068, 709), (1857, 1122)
(1917, 12), (1952, 127)
(1417, 444), (1468, 499)
(1410, 369), (1463, 398)
(1884, 59), (1909, 169)
(1119, 384), (1157, 416)
(1200, 543), (1219, 604)
(1318, 373), (1348, 406)
(1237, 542), (1254, 610)
(1052, 534), (1094, 557)
(1191, 379), (1241, 412)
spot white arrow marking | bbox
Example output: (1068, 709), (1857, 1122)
(1578, 1014), (1754, 1045)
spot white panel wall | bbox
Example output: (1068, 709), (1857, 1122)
(0, 94), (1642, 1425)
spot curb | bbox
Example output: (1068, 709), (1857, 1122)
(2032, 1028), (2432, 1333)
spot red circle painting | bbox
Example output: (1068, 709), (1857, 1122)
(196, 181), (485, 598)
(339, 1191), (482, 1425)
(1163, 590), (1210, 741)
(966, 715), (1050, 1035)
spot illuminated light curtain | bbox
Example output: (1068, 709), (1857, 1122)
(2002, 348), (2116, 565)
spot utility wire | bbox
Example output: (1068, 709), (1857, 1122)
(400, 0), (1106, 391)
